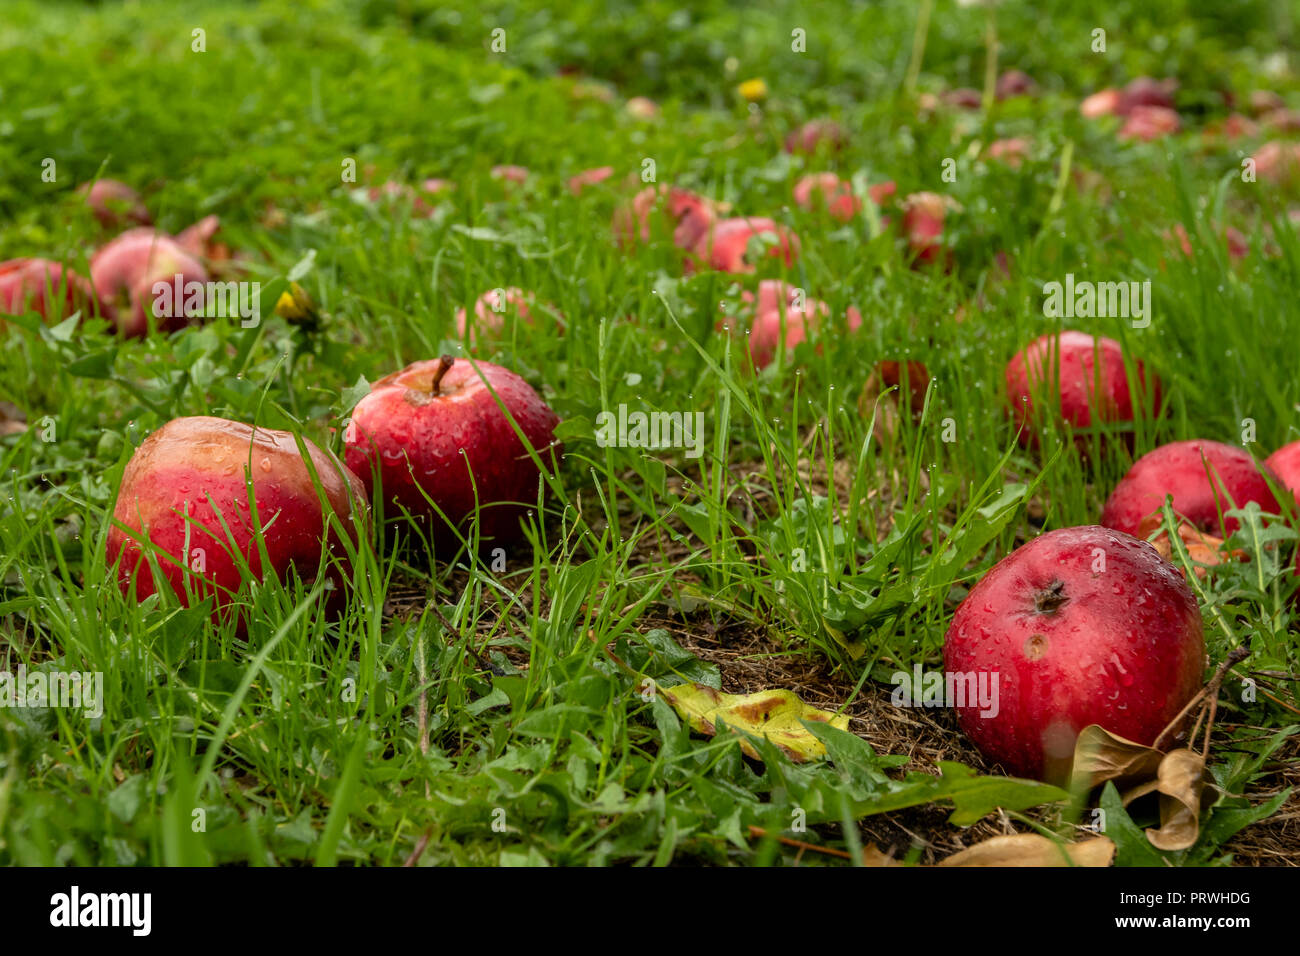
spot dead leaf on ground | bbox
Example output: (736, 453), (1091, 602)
(658, 682), (849, 762)
(1070, 724), (1166, 793)
(861, 834), (1114, 867)
(1138, 748), (1217, 851)
(939, 833), (1115, 867)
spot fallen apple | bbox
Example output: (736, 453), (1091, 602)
(996, 69), (1037, 100)
(453, 287), (563, 344)
(943, 525), (1205, 781)
(0, 258), (112, 325)
(741, 281), (863, 369)
(1249, 141), (1300, 184)
(491, 165), (529, 184)
(1118, 105), (1181, 142)
(783, 119), (845, 154)
(343, 356), (561, 544)
(691, 217), (800, 273)
(568, 166), (614, 195)
(985, 137), (1031, 168)
(625, 96), (659, 119)
(1100, 439), (1282, 539)
(900, 192), (951, 267)
(1264, 441), (1300, 507)
(792, 173), (861, 221)
(107, 416), (369, 616)
(78, 179), (151, 230)
(90, 230), (210, 336)
(613, 184), (722, 251)
(1004, 331), (1160, 448)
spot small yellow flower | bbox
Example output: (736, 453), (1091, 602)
(737, 78), (768, 102)
(274, 282), (319, 328)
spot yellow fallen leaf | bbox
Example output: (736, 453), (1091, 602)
(658, 683), (848, 762)
(939, 834), (1115, 867)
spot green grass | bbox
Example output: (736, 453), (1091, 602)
(0, 0), (1298, 866)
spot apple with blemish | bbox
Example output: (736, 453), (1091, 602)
(344, 356), (562, 543)
(107, 416), (369, 615)
(944, 525), (1205, 782)
(1101, 439), (1282, 539)
(743, 282), (862, 369)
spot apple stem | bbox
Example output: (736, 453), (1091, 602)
(1034, 579), (1068, 614)
(429, 354), (455, 395)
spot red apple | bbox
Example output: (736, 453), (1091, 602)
(79, 179), (151, 230)
(792, 173), (861, 221)
(996, 69), (1037, 100)
(613, 184), (722, 250)
(1080, 88), (1123, 119)
(90, 230), (209, 337)
(453, 287), (563, 343)
(1262, 108), (1300, 133)
(1101, 439), (1282, 538)
(1249, 90), (1286, 115)
(1250, 141), (1300, 184)
(343, 356), (561, 543)
(491, 165), (529, 184)
(783, 119), (845, 154)
(1004, 332), (1160, 448)
(1265, 441), (1300, 507)
(367, 181), (436, 217)
(943, 525), (1205, 781)
(742, 281), (862, 369)
(942, 88), (983, 111)
(421, 178), (454, 196)
(986, 137), (1032, 168)
(900, 192), (950, 267)
(568, 166), (614, 195)
(1, 258), (112, 325)
(1118, 105), (1181, 142)
(107, 416), (369, 615)
(1121, 76), (1178, 112)
(691, 217), (799, 273)
(876, 360), (931, 416)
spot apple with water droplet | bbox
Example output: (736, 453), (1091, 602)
(944, 525), (1205, 781)
(344, 356), (561, 544)
(107, 416), (369, 617)
(1101, 439), (1282, 538)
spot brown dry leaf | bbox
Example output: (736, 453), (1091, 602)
(1070, 724), (1166, 793)
(1142, 749), (1217, 851)
(657, 683), (849, 762)
(939, 834), (1115, 867)
(0, 401), (26, 437)
(861, 843), (901, 866)
(1151, 522), (1246, 579)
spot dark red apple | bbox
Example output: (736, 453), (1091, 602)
(942, 88), (983, 110)
(107, 416), (369, 615)
(79, 179), (151, 230)
(1004, 332), (1160, 448)
(90, 230), (210, 336)
(343, 356), (561, 543)
(944, 525), (1205, 781)
(1, 258), (112, 325)
(1101, 439), (1282, 538)
(691, 217), (799, 273)
(996, 69), (1037, 100)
